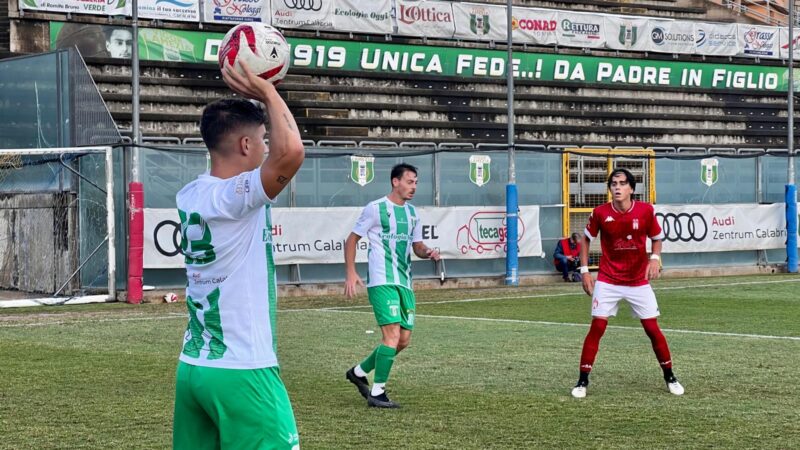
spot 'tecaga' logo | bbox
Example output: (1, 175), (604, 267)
(456, 211), (525, 254)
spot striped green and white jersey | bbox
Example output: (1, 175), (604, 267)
(353, 197), (423, 289)
(175, 168), (279, 370)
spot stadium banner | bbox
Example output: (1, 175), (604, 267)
(653, 203), (794, 253)
(452, 2), (508, 42)
(603, 16), (651, 52)
(333, 0), (393, 34)
(778, 28), (800, 60)
(19, 0), (128, 15)
(202, 0), (271, 24)
(646, 20), (695, 55)
(143, 206), (543, 267)
(555, 11), (605, 49)
(511, 7), (558, 46)
(737, 24), (779, 59)
(48, 23), (790, 92)
(138, 0), (199, 22)
(270, 0), (335, 30)
(694, 22), (739, 56)
(395, 0), (456, 39)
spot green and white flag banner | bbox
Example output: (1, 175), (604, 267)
(350, 155), (375, 186)
(452, 2), (508, 42)
(603, 15), (650, 52)
(144, 206), (543, 267)
(700, 158), (719, 187)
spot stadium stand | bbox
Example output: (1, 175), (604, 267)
(0, 0), (795, 149)
(87, 58), (796, 148)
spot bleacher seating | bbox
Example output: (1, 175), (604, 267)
(93, 56), (796, 150)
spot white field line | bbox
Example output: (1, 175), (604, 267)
(0, 308), (797, 342)
(0, 313), (187, 328)
(290, 309), (800, 342)
(298, 277), (800, 311)
(1, 278), (798, 339)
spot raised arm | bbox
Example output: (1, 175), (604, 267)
(222, 61), (305, 199)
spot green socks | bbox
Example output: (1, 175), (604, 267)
(359, 346), (380, 373)
(373, 344), (397, 384)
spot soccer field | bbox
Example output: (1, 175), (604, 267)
(1, 274), (799, 449)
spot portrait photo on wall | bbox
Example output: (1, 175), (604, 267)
(53, 23), (133, 59)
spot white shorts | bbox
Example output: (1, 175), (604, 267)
(591, 280), (660, 319)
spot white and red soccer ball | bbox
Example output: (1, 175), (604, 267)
(218, 23), (290, 85)
(164, 292), (179, 303)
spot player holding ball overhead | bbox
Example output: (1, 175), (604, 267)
(571, 168), (684, 399)
(172, 24), (303, 449)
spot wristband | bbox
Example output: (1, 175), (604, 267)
(579, 266), (589, 274)
(650, 254), (661, 261)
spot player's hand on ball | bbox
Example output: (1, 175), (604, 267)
(222, 60), (276, 102)
(581, 272), (594, 297)
(646, 259), (661, 280)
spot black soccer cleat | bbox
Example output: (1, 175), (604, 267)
(367, 392), (401, 408)
(346, 367), (370, 399)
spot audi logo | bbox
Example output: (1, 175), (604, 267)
(283, 0), (322, 11)
(154, 220), (182, 257)
(656, 212), (708, 242)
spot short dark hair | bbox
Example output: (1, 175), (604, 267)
(390, 163), (418, 183)
(570, 232), (581, 241)
(607, 168), (636, 191)
(200, 99), (266, 151)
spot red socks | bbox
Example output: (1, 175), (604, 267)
(641, 318), (673, 369)
(579, 318), (608, 372)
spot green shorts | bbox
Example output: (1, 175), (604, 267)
(367, 284), (416, 330)
(173, 362), (299, 450)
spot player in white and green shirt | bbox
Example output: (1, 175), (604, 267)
(344, 163), (441, 408)
(172, 62), (304, 449)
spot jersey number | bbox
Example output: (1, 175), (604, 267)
(178, 209), (216, 265)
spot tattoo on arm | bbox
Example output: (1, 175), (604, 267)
(277, 175), (289, 185)
(282, 113), (297, 132)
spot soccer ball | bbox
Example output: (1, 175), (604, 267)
(164, 292), (178, 303)
(218, 23), (290, 85)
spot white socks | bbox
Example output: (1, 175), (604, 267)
(354, 365), (367, 378)
(371, 383), (385, 396)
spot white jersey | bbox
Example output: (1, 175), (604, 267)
(352, 197), (423, 289)
(175, 168), (279, 370)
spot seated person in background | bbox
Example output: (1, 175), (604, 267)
(554, 233), (581, 282)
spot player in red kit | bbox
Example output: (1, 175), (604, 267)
(571, 168), (684, 399)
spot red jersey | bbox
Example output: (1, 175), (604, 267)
(585, 201), (664, 287)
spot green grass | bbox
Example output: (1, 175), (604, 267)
(1, 274), (799, 449)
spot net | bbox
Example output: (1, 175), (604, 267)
(0, 147), (115, 299)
